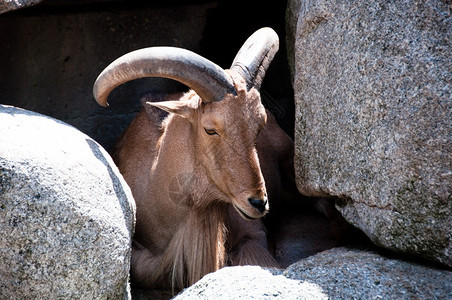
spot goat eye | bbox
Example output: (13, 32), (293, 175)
(204, 128), (218, 136)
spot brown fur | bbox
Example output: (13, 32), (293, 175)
(130, 202), (228, 292)
(113, 71), (291, 292)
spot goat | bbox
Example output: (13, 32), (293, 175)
(93, 28), (294, 291)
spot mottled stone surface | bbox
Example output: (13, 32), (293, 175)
(0, 0), (43, 14)
(284, 247), (452, 299)
(175, 247), (451, 299)
(175, 266), (327, 299)
(289, 0), (451, 266)
(0, 105), (136, 299)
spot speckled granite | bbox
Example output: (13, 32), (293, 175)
(288, 0), (451, 266)
(0, 105), (135, 299)
(175, 247), (451, 299)
(0, 0), (43, 14)
(284, 247), (452, 299)
(175, 266), (327, 299)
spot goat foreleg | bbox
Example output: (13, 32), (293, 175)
(226, 205), (279, 268)
(130, 240), (173, 289)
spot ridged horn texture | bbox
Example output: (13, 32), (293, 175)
(231, 27), (279, 90)
(93, 47), (236, 107)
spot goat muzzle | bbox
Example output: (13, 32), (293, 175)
(233, 194), (269, 221)
(248, 196), (268, 214)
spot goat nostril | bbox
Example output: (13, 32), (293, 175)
(248, 197), (267, 214)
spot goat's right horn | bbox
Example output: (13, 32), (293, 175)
(231, 27), (279, 90)
(93, 47), (236, 107)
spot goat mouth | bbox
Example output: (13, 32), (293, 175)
(233, 204), (259, 221)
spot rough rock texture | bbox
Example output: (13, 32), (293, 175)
(0, 105), (136, 299)
(289, 0), (451, 266)
(175, 247), (451, 299)
(0, 1), (293, 149)
(175, 266), (327, 299)
(284, 247), (452, 299)
(0, 1), (217, 150)
(0, 0), (44, 14)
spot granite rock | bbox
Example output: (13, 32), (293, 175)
(0, 0), (44, 14)
(288, 0), (451, 266)
(175, 247), (451, 299)
(284, 247), (452, 299)
(175, 266), (327, 299)
(0, 105), (136, 299)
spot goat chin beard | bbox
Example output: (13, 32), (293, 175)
(232, 203), (260, 221)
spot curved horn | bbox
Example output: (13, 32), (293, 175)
(231, 27), (279, 90)
(93, 47), (236, 107)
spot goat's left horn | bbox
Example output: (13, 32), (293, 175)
(93, 47), (236, 107)
(231, 27), (279, 90)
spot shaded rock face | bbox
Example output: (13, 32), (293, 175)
(289, 0), (451, 266)
(0, 105), (135, 299)
(175, 248), (451, 299)
(0, 1), (217, 150)
(0, 0), (293, 150)
(284, 247), (452, 299)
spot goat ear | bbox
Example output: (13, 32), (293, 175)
(145, 101), (194, 119)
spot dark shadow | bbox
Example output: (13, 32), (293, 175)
(85, 138), (135, 235)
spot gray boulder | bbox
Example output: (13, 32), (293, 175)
(175, 247), (451, 299)
(288, 0), (451, 266)
(284, 247), (452, 299)
(0, 105), (135, 299)
(0, 0), (44, 14)
(175, 266), (327, 299)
